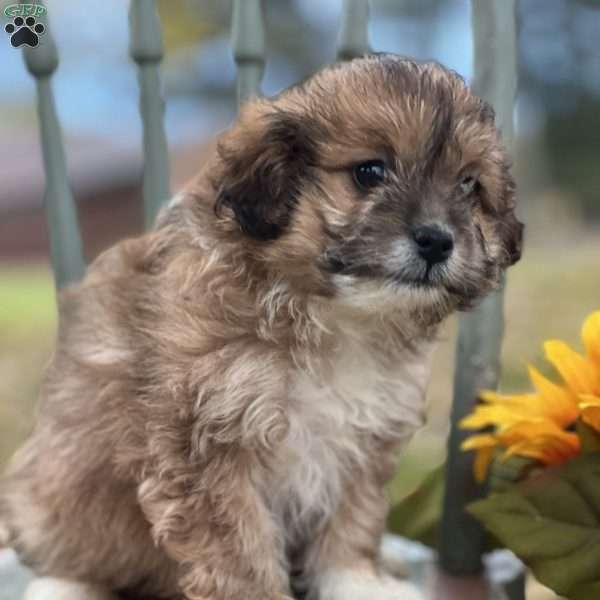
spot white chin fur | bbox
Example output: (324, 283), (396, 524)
(317, 569), (425, 600)
(24, 578), (117, 600)
(332, 274), (446, 314)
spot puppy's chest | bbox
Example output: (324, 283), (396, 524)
(271, 333), (431, 525)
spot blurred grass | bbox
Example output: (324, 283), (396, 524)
(0, 265), (56, 336)
(0, 263), (56, 470)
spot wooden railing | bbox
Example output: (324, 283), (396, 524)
(22, 7), (84, 289)
(231, 0), (266, 104)
(21, 1), (523, 598)
(128, 0), (171, 229)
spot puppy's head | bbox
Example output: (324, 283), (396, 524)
(213, 53), (523, 322)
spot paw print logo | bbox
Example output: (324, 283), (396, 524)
(4, 15), (45, 48)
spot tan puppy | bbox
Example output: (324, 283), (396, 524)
(0, 54), (522, 600)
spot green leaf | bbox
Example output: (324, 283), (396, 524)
(468, 452), (600, 600)
(386, 464), (444, 548)
(488, 455), (539, 493)
(576, 419), (600, 454)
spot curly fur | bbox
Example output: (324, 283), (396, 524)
(0, 54), (522, 600)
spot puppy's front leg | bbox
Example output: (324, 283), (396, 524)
(133, 343), (293, 600)
(304, 470), (424, 600)
(139, 457), (291, 600)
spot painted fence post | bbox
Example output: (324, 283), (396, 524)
(336, 0), (370, 61)
(129, 0), (170, 230)
(439, 0), (518, 579)
(21, 1), (85, 289)
(231, 0), (265, 107)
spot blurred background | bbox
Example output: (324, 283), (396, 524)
(0, 1), (598, 597)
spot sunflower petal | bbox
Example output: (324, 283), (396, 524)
(461, 434), (498, 451)
(478, 390), (503, 403)
(579, 393), (600, 433)
(528, 365), (579, 426)
(500, 442), (546, 462)
(544, 340), (597, 395)
(460, 404), (522, 430)
(461, 313), (600, 479)
(460, 397), (551, 431)
(479, 390), (536, 407)
(498, 420), (563, 441)
(582, 311), (600, 368)
(500, 432), (580, 465)
(473, 446), (495, 483)
(535, 434), (581, 463)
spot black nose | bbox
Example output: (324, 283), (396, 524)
(412, 225), (454, 265)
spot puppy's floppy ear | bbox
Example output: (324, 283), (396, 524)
(497, 165), (523, 266)
(480, 125), (523, 267)
(502, 210), (523, 266)
(214, 108), (317, 241)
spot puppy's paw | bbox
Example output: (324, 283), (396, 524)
(318, 569), (424, 600)
(24, 578), (117, 600)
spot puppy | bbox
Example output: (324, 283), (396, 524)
(0, 54), (522, 600)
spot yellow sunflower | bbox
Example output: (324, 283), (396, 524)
(461, 310), (600, 482)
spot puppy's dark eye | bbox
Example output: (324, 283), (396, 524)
(353, 160), (385, 190)
(460, 175), (480, 196)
